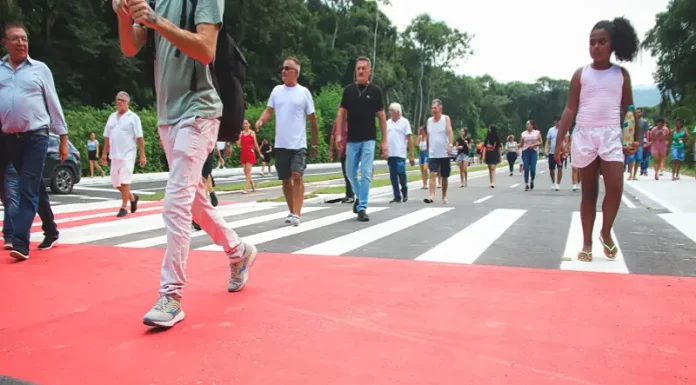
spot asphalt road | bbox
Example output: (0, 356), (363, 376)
(17, 160), (696, 278)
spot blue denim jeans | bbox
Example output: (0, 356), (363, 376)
(521, 148), (538, 184)
(641, 149), (651, 173)
(346, 140), (376, 212)
(4, 129), (56, 254)
(2, 164), (19, 244)
(387, 156), (407, 200)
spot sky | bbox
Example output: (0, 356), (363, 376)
(382, 0), (670, 88)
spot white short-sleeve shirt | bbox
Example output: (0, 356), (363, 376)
(387, 117), (412, 159)
(103, 110), (143, 161)
(268, 84), (315, 150)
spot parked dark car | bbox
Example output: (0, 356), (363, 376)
(44, 134), (81, 194)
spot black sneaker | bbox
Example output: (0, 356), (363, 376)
(390, 197), (402, 203)
(357, 210), (369, 222)
(402, 195), (408, 202)
(117, 208), (128, 217)
(130, 194), (139, 213)
(192, 221), (201, 231)
(353, 199), (359, 214)
(210, 192), (218, 207)
(38, 236), (59, 250)
(9, 248), (29, 261)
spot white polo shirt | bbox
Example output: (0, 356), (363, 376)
(387, 117), (411, 159)
(103, 110), (143, 161)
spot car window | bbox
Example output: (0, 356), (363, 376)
(48, 136), (59, 151)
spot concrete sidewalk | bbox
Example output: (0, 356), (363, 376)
(79, 160), (388, 186)
(624, 170), (696, 213)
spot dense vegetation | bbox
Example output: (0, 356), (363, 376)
(641, 0), (696, 167)
(2, 0), (692, 174)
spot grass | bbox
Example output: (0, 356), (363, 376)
(139, 164), (422, 201)
(310, 164), (490, 195)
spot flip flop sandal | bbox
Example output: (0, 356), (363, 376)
(423, 198), (434, 204)
(577, 250), (593, 262)
(599, 235), (617, 259)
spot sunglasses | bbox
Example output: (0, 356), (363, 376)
(281, 66), (296, 71)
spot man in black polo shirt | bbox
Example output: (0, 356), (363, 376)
(334, 56), (387, 222)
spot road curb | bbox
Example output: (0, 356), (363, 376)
(78, 160), (389, 186)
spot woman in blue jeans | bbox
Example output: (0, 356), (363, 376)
(519, 120), (542, 191)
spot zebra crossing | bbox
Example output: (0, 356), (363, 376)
(7, 198), (696, 277)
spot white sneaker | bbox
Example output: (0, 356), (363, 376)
(554, 184), (560, 191)
(290, 215), (300, 226)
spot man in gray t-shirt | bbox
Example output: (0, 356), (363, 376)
(115, 0), (257, 329)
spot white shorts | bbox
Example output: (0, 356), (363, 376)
(111, 158), (135, 187)
(571, 126), (623, 169)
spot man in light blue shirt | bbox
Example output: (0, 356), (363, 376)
(0, 21), (68, 261)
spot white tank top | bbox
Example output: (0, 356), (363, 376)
(576, 64), (624, 129)
(427, 115), (449, 158)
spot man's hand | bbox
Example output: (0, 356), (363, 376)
(113, 0), (131, 19)
(381, 140), (388, 158)
(335, 134), (343, 155)
(129, 0), (159, 28)
(224, 143), (232, 158)
(139, 154), (147, 168)
(310, 146), (318, 159)
(409, 156), (415, 167)
(554, 151), (562, 166)
(59, 136), (69, 162)
(255, 120), (263, 131)
(101, 155), (108, 166)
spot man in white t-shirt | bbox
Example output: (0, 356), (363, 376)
(545, 116), (568, 191)
(101, 91), (146, 217)
(386, 102), (415, 203)
(256, 57), (318, 226)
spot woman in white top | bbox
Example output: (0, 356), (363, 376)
(519, 120), (542, 190)
(554, 17), (640, 262)
(416, 126), (429, 189)
(504, 135), (519, 176)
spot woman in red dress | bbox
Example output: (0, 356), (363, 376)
(237, 119), (262, 194)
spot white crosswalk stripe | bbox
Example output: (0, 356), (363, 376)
(14, 201), (696, 277)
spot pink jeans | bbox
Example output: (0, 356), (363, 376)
(158, 116), (244, 299)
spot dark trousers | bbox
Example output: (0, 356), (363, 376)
(4, 129), (56, 254)
(506, 152), (517, 173)
(387, 156), (408, 200)
(339, 155), (354, 198)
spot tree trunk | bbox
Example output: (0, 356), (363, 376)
(331, 17), (339, 50)
(371, 9), (379, 81)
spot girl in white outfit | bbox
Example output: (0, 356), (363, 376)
(554, 17), (640, 262)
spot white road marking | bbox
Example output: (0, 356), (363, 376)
(510, 183), (520, 188)
(295, 208), (452, 256)
(118, 207), (328, 248)
(621, 195), (637, 208)
(560, 211), (629, 274)
(473, 195), (493, 204)
(72, 186), (156, 195)
(416, 209), (526, 264)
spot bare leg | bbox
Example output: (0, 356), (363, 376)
(598, 159), (623, 256)
(578, 158), (600, 257)
(428, 172), (437, 200)
(488, 164), (496, 187)
(282, 179), (294, 214)
(291, 172), (304, 216)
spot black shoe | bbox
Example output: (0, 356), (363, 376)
(9, 248), (29, 261)
(192, 221), (201, 231)
(38, 236), (59, 250)
(390, 197), (402, 203)
(117, 208), (128, 217)
(402, 195), (408, 202)
(530, 181), (535, 190)
(130, 194), (139, 213)
(525, 185), (529, 191)
(353, 199), (359, 214)
(357, 210), (369, 222)
(210, 192), (218, 207)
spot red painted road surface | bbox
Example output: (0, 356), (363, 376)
(0, 243), (694, 385)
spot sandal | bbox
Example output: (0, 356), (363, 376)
(577, 250), (593, 262)
(598, 235), (617, 259)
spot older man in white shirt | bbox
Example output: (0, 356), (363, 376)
(101, 91), (147, 217)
